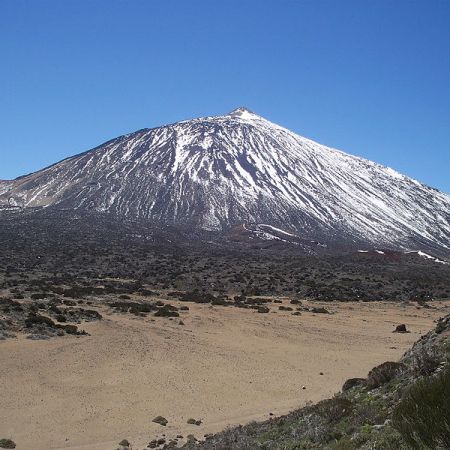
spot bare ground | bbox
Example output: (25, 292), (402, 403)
(1, 299), (449, 450)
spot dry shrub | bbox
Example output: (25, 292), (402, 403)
(367, 361), (406, 389)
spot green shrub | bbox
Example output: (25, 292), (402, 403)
(413, 348), (441, 376)
(316, 397), (353, 423)
(329, 436), (356, 450)
(392, 368), (450, 449)
(371, 426), (408, 450)
(342, 377), (366, 391)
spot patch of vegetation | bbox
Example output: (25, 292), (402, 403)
(154, 304), (179, 317)
(392, 368), (450, 449)
(0, 439), (16, 449)
(25, 313), (55, 328)
(152, 416), (168, 426)
(110, 301), (156, 315)
(187, 418), (202, 426)
(366, 361), (406, 389)
(342, 377), (366, 391)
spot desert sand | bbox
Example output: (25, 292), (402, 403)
(1, 299), (449, 450)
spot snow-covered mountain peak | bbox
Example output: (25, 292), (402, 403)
(1, 108), (449, 257)
(190, 106), (289, 135)
(223, 106), (279, 128)
(228, 106), (257, 117)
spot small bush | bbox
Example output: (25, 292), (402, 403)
(367, 361), (406, 389)
(154, 305), (179, 317)
(0, 439), (16, 449)
(392, 369), (450, 450)
(187, 418), (202, 425)
(82, 309), (103, 320)
(316, 396), (353, 423)
(111, 301), (154, 315)
(56, 324), (80, 335)
(329, 436), (356, 450)
(342, 377), (366, 391)
(370, 426), (409, 450)
(435, 317), (449, 334)
(278, 305), (293, 311)
(413, 349), (441, 376)
(25, 314), (55, 328)
(152, 416), (168, 426)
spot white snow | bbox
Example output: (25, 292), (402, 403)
(259, 224), (298, 237)
(410, 251), (450, 265)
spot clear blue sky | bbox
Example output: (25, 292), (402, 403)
(1, 0), (449, 193)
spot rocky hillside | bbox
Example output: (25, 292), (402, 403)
(1, 107), (449, 256)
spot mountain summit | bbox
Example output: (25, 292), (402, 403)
(1, 108), (449, 254)
(228, 106), (257, 117)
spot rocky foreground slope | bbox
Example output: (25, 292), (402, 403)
(1, 107), (449, 256)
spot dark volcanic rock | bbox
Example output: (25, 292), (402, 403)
(393, 324), (409, 333)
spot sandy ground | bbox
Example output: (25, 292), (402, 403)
(1, 299), (449, 450)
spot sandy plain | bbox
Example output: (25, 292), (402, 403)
(1, 298), (449, 450)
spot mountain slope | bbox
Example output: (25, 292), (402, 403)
(1, 107), (449, 254)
